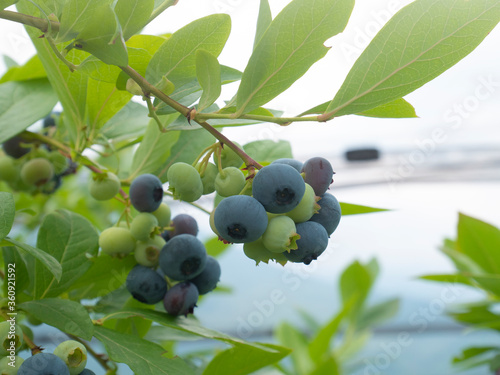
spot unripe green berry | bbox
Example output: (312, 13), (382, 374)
(262, 216), (300, 253)
(20, 158), (54, 186)
(198, 162), (218, 195)
(99, 227), (136, 256)
(47, 151), (68, 175)
(134, 235), (166, 267)
(130, 213), (158, 241)
(285, 183), (320, 223)
(0, 355), (23, 374)
(0, 321), (23, 356)
(89, 172), (121, 201)
(167, 162), (203, 202)
(152, 203), (171, 228)
(214, 167), (246, 197)
(54, 339), (87, 375)
(214, 142), (243, 169)
(0, 156), (19, 183)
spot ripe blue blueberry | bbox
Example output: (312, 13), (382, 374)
(163, 282), (199, 316)
(310, 193), (341, 236)
(161, 214), (199, 241)
(78, 370), (96, 375)
(2, 135), (30, 159)
(159, 234), (207, 280)
(126, 265), (168, 304)
(129, 174), (164, 212)
(18, 353), (70, 375)
(214, 195), (268, 243)
(271, 158), (303, 172)
(301, 157), (334, 196)
(252, 164), (305, 214)
(189, 256), (221, 294)
(283, 221), (328, 265)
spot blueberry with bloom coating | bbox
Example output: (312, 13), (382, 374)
(283, 221), (328, 265)
(310, 193), (341, 236)
(161, 214), (199, 241)
(252, 164), (305, 214)
(126, 265), (168, 304)
(214, 195), (268, 243)
(189, 256), (221, 294)
(2, 135), (30, 159)
(271, 158), (303, 172)
(129, 174), (164, 212)
(159, 234), (207, 281)
(163, 282), (199, 316)
(18, 353), (70, 375)
(301, 157), (334, 196)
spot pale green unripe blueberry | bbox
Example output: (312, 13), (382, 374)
(167, 162), (203, 202)
(130, 213), (158, 241)
(89, 172), (121, 201)
(0, 355), (24, 374)
(47, 151), (68, 175)
(0, 156), (19, 182)
(198, 162), (218, 195)
(214, 167), (246, 197)
(99, 227), (136, 256)
(54, 340), (87, 375)
(20, 158), (54, 186)
(285, 183), (320, 223)
(262, 216), (300, 253)
(213, 142), (243, 169)
(0, 321), (23, 356)
(134, 235), (166, 267)
(152, 203), (171, 228)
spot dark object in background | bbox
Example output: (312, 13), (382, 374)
(345, 148), (380, 162)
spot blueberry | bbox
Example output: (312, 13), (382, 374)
(0, 156), (19, 182)
(89, 172), (121, 201)
(130, 213), (158, 241)
(214, 167), (246, 197)
(42, 112), (60, 128)
(78, 370), (96, 375)
(2, 135), (31, 159)
(271, 158), (303, 172)
(213, 142), (243, 169)
(310, 193), (341, 236)
(129, 174), (164, 212)
(126, 265), (168, 304)
(283, 221), (328, 265)
(214, 195), (268, 243)
(198, 162), (218, 195)
(262, 216), (300, 253)
(167, 162), (203, 202)
(159, 234), (207, 281)
(243, 238), (288, 266)
(134, 235), (165, 268)
(152, 203), (171, 228)
(18, 353), (70, 375)
(53, 340), (87, 375)
(252, 164), (305, 214)
(0, 355), (23, 374)
(301, 157), (334, 196)
(163, 282), (199, 316)
(20, 158), (54, 186)
(0, 321), (23, 356)
(161, 214), (199, 242)
(285, 183), (320, 223)
(99, 227), (136, 256)
(40, 174), (62, 195)
(189, 256), (221, 294)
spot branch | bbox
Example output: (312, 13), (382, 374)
(196, 112), (322, 126)
(0, 9), (59, 33)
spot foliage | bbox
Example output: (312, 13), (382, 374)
(0, 0), (499, 373)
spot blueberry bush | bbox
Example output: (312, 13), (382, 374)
(0, 0), (498, 374)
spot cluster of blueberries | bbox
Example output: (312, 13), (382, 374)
(211, 156), (341, 265)
(99, 173), (220, 317)
(0, 113), (77, 195)
(0, 320), (94, 374)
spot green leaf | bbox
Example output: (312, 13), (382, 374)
(236, 0), (354, 114)
(308, 297), (354, 364)
(325, 0), (500, 117)
(3, 238), (62, 282)
(420, 273), (475, 287)
(74, 3), (128, 66)
(203, 343), (290, 375)
(276, 322), (313, 374)
(146, 14), (231, 88)
(115, 0), (155, 41)
(0, 192), (15, 240)
(57, 0), (104, 42)
(310, 356), (339, 375)
(471, 274), (500, 297)
(339, 202), (388, 215)
(441, 246), (486, 275)
(0, 79), (57, 144)
(196, 50), (222, 112)
(156, 128), (215, 183)
(0, 55), (46, 84)
(204, 236), (230, 258)
(254, 0), (272, 49)
(19, 298), (94, 340)
(33, 209), (99, 299)
(340, 261), (372, 319)
(68, 254), (136, 299)
(456, 213), (500, 275)
(114, 298), (154, 338)
(0, 0), (17, 11)
(356, 298), (400, 331)
(86, 79), (132, 134)
(2, 246), (29, 295)
(128, 118), (180, 180)
(453, 347), (499, 364)
(93, 325), (195, 375)
(243, 140), (293, 164)
(100, 101), (149, 141)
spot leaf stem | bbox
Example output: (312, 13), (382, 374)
(144, 96), (167, 133)
(196, 112), (322, 126)
(45, 35), (79, 72)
